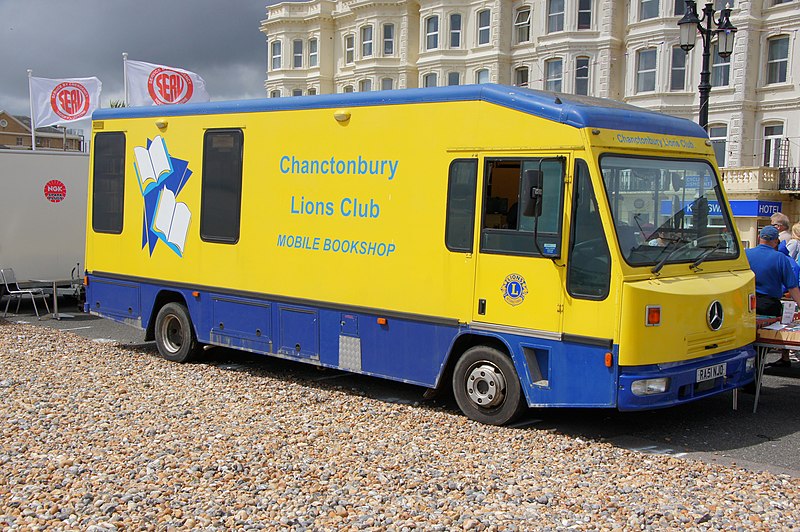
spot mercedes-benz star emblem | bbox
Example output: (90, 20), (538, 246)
(707, 301), (724, 331)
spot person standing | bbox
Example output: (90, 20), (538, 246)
(770, 212), (791, 243)
(786, 222), (800, 261)
(746, 225), (800, 367)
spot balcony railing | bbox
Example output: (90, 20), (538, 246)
(779, 167), (800, 191)
(720, 166), (780, 193)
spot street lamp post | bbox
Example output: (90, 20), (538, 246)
(677, 1), (737, 131)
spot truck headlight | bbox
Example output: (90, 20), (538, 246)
(631, 378), (670, 396)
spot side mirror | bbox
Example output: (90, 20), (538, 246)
(522, 169), (544, 218)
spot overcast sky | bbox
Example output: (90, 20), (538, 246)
(0, 0), (269, 129)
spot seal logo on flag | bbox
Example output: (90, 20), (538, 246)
(147, 68), (194, 105)
(501, 273), (528, 307)
(50, 82), (90, 120)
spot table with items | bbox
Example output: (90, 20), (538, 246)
(753, 315), (800, 413)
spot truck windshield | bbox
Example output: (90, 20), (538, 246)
(599, 155), (739, 269)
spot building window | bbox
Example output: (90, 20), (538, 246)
(763, 124), (784, 167)
(381, 78), (394, 91)
(767, 35), (789, 84)
(515, 8), (531, 43)
(270, 40), (281, 70)
(713, 0), (734, 8)
(448, 72), (460, 86)
(91, 132), (125, 234)
(201, 129), (244, 244)
(270, 90), (281, 98)
(309, 38), (318, 67)
(514, 67), (529, 87)
(575, 57), (590, 95)
(423, 73), (438, 87)
(345, 34), (355, 64)
(772, 0), (790, 4)
(476, 69), (489, 84)
(308, 88), (317, 95)
(293, 39), (303, 68)
(343, 85), (354, 93)
(711, 42), (730, 86)
(636, 48), (657, 93)
(425, 16), (439, 50)
(361, 25), (373, 57)
(578, 0), (592, 30)
(709, 125), (727, 167)
(16, 137), (23, 146)
(292, 89), (302, 96)
(670, 46), (686, 91)
(383, 24), (394, 55)
(450, 14), (462, 48)
(359, 79), (372, 92)
(674, 0), (686, 15)
(545, 59), (563, 92)
(548, 0), (564, 33)
(640, 0), (658, 20)
(477, 10), (491, 45)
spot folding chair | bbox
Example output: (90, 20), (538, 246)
(1, 268), (50, 320)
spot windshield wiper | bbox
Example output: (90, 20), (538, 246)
(651, 243), (685, 274)
(689, 243), (724, 270)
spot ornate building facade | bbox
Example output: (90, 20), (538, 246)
(261, 0), (800, 244)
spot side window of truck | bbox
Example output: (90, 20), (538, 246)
(201, 129), (244, 244)
(567, 159), (611, 299)
(92, 132), (126, 234)
(445, 159), (478, 252)
(480, 157), (565, 256)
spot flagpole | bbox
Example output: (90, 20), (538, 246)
(27, 69), (36, 151)
(123, 52), (128, 106)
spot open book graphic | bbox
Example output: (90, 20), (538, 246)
(134, 136), (173, 195)
(152, 187), (191, 256)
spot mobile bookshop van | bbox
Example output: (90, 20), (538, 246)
(84, 85), (757, 425)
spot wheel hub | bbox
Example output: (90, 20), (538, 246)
(466, 363), (506, 408)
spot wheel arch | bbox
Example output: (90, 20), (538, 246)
(145, 290), (191, 342)
(437, 331), (514, 391)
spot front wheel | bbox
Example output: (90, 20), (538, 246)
(154, 302), (200, 362)
(452, 346), (526, 425)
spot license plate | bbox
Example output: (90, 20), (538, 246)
(696, 363), (726, 383)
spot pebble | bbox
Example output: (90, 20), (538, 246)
(0, 321), (798, 529)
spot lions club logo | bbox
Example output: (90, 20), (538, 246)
(50, 82), (90, 120)
(501, 273), (528, 307)
(147, 67), (194, 105)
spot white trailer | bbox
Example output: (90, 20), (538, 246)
(0, 149), (88, 291)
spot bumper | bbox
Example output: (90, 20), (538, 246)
(617, 346), (756, 411)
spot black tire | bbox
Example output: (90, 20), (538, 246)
(154, 302), (200, 362)
(452, 346), (526, 425)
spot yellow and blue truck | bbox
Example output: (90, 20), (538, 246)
(85, 84), (756, 424)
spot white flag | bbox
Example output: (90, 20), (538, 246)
(126, 59), (210, 106)
(29, 76), (102, 127)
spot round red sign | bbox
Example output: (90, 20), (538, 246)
(147, 67), (194, 105)
(50, 82), (90, 120)
(44, 179), (67, 203)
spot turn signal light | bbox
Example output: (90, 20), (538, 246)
(604, 352), (613, 367)
(749, 293), (756, 313)
(377, 317), (388, 325)
(83, 275), (89, 286)
(646, 305), (661, 326)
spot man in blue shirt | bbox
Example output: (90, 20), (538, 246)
(746, 225), (800, 367)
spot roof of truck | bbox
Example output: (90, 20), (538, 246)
(93, 83), (708, 139)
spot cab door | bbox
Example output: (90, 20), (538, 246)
(472, 156), (568, 334)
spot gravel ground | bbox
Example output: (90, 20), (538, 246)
(1, 320), (798, 531)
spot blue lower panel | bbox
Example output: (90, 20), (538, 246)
(617, 346), (756, 411)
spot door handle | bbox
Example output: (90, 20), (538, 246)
(478, 299), (486, 315)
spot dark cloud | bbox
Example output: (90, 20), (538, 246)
(0, 0), (268, 116)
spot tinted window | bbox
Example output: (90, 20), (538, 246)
(92, 132), (126, 234)
(445, 159), (478, 252)
(201, 129), (243, 243)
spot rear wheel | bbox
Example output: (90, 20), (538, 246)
(452, 346), (526, 425)
(154, 302), (200, 362)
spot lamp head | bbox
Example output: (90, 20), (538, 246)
(677, 1), (701, 52)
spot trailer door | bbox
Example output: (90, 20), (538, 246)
(472, 157), (567, 334)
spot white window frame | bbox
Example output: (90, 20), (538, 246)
(514, 66), (529, 87)
(270, 40), (282, 70)
(381, 77), (394, 91)
(636, 48), (657, 93)
(575, 57), (590, 95)
(423, 73), (438, 87)
(425, 16), (439, 50)
(361, 25), (373, 58)
(292, 88), (303, 97)
(345, 34), (355, 64)
(640, 0), (658, 20)
(449, 13), (462, 48)
(763, 123), (784, 167)
(548, 0), (564, 33)
(670, 45), (686, 91)
(447, 71), (460, 86)
(343, 85), (354, 93)
(545, 58), (563, 92)
(309, 38), (318, 67)
(766, 35), (789, 85)
(359, 79), (372, 92)
(270, 90), (281, 98)
(708, 124), (728, 167)
(578, 0), (592, 30)
(383, 24), (395, 56)
(711, 42), (730, 87)
(476, 68), (489, 84)
(477, 9), (491, 45)
(515, 7), (531, 44)
(293, 39), (303, 68)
